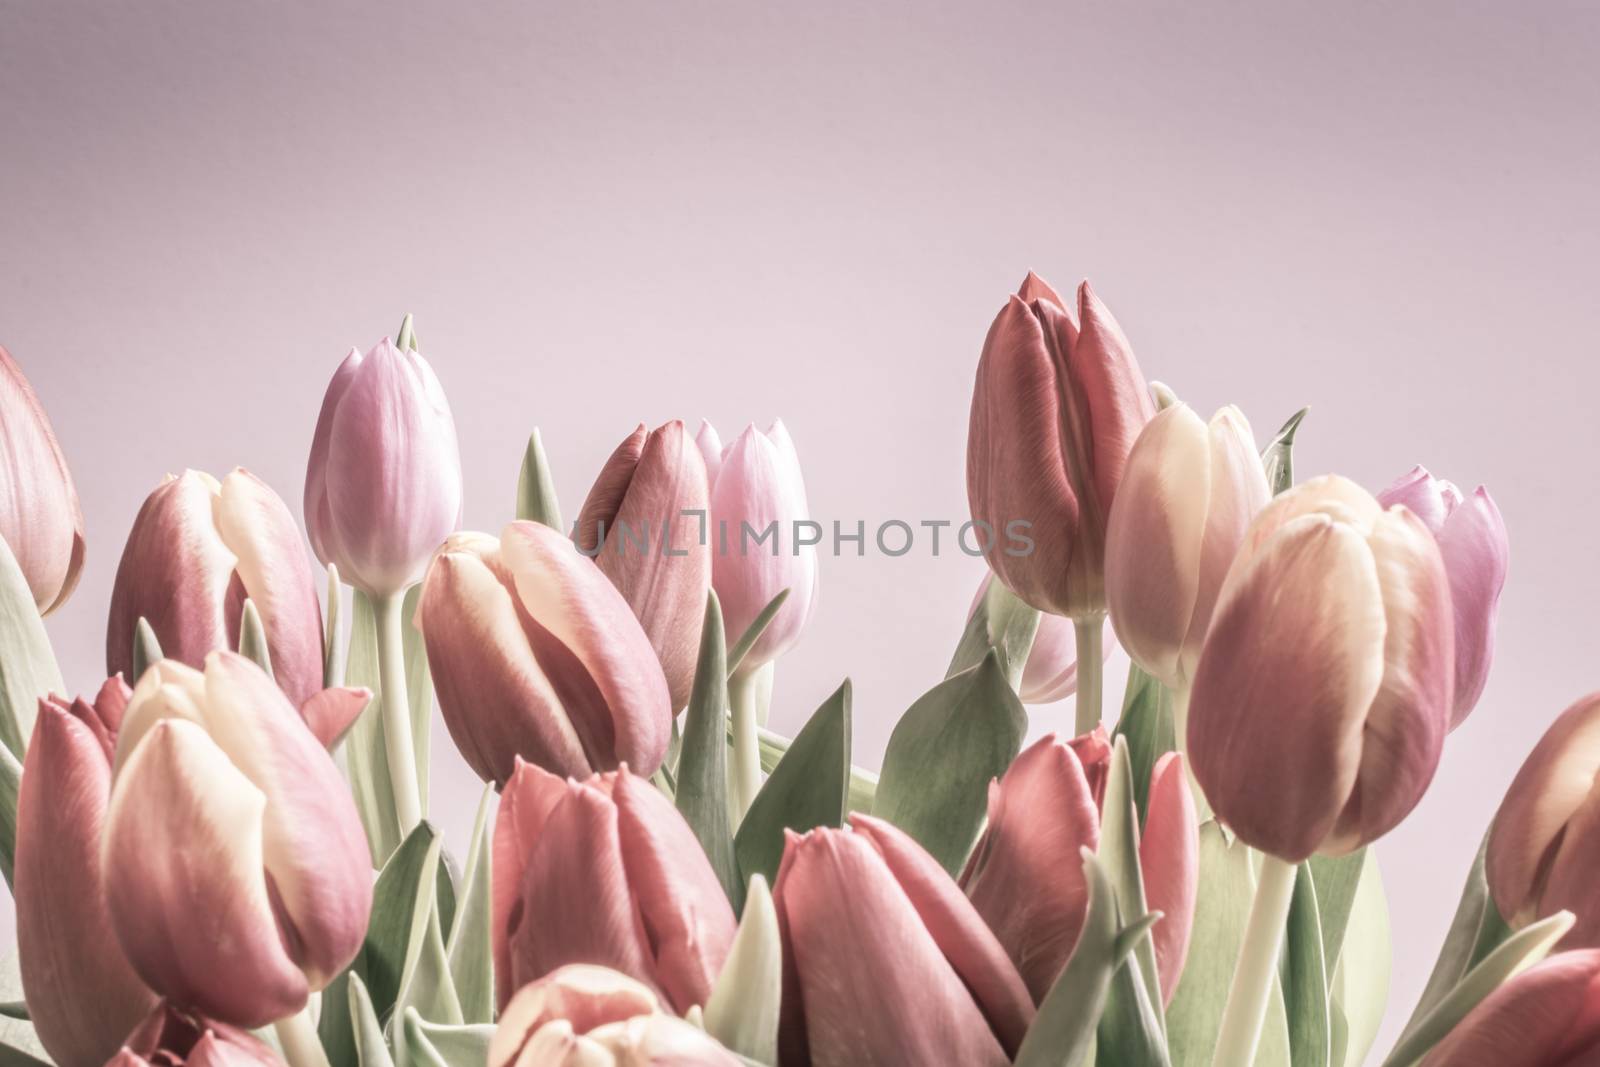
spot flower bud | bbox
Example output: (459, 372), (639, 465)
(0, 345), (84, 614)
(966, 273), (1155, 619)
(1188, 475), (1455, 861)
(304, 334), (462, 596)
(1419, 950), (1600, 1067)
(417, 523), (672, 785)
(107, 1002), (283, 1067)
(1105, 403), (1270, 688)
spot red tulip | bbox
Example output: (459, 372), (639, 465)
(492, 761), (736, 1014)
(967, 272), (1155, 619)
(1419, 950), (1600, 1066)
(0, 345), (84, 614)
(106, 1002), (283, 1067)
(107, 469), (324, 708)
(417, 522), (672, 786)
(575, 420), (711, 709)
(774, 815), (1034, 1067)
(16, 678), (157, 1067)
(1143, 752), (1200, 1004)
(1188, 475), (1454, 861)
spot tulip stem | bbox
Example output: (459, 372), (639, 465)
(374, 590), (423, 834)
(1074, 618), (1103, 735)
(730, 668), (764, 824)
(274, 1007), (331, 1067)
(1211, 855), (1298, 1067)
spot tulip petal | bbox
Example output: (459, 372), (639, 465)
(0, 345), (86, 615)
(1232, 474), (1382, 579)
(491, 964), (660, 1067)
(1436, 487), (1508, 726)
(122, 1002), (284, 1067)
(114, 658), (212, 776)
(1142, 752), (1199, 1004)
(298, 686), (371, 749)
(494, 761), (575, 1009)
(1378, 466), (1457, 531)
(1419, 950), (1600, 1067)
(1183, 407), (1270, 677)
(1070, 281), (1157, 525)
(304, 348), (363, 574)
(695, 420), (724, 489)
(574, 425), (647, 556)
(1016, 270), (1067, 309)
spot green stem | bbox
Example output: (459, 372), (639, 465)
(1212, 855), (1298, 1067)
(374, 590), (422, 834)
(1074, 617), (1103, 736)
(274, 1006), (331, 1067)
(729, 668), (764, 823)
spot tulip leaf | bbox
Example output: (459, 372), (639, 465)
(403, 582), (434, 812)
(1260, 407), (1309, 496)
(445, 785), (494, 1025)
(734, 680), (851, 887)
(1167, 821), (1291, 1067)
(705, 874), (781, 1063)
(1096, 947), (1172, 1067)
(0, 1007), (22, 1023)
(238, 599), (274, 677)
(398, 1009), (449, 1067)
(1112, 662), (1176, 826)
(1306, 849), (1367, 983)
(346, 591), (404, 865)
(324, 565), (346, 688)
(391, 868), (463, 1067)
(405, 1015), (492, 1067)
(0, 533), (63, 760)
(1379, 910), (1573, 1067)
(755, 726), (878, 813)
(1282, 862), (1330, 1067)
(726, 589), (790, 678)
(945, 576), (1041, 692)
(677, 592), (743, 909)
(0, 744), (19, 891)
(348, 973), (395, 1067)
(516, 428), (564, 530)
(874, 652), (1027, 874)
(1329, 851), (1390, 1067)
(132, 617), (163, 682)
(1097, 736), (1166, 1028)
(0, 1039), (50, 1067)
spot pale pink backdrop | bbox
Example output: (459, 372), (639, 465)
(4, 0), (1599, 1056)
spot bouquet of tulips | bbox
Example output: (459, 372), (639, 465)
(0, 274), (1592, 1067)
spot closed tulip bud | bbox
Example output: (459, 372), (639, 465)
(489, 965), (741, 1067)
(417, 522), (672, 786)
(1487, 693), (1600, 948)
(0, 346), (85, 614)
(1419, 950), (1600, 1067)
(1105, 404), (1270, 689)
(774, 815), (1035, 1067)
(107, 469), (324, 708)
(697, 420), (818, 674)
(17, 678), (157, 1067)
(1188, 475), (1455, 861)
(304, 333), (463, 597)
(492, 762), (736, 1014)
(967, 273), (1155, 619)
(103, 653), (372, 1028)
(575, 421), (712, 709)
(967, 574), (1113, 703)
(1378, 466), (1508, 727)
(107, 1002), (284, 1067)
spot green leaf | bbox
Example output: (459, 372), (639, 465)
(1260, 407), (1309, 496)
(1380, 910), (1572, 1067)
(402, 583), (433, 812)
(676, 593), (741, 909)
(873, 652), (1026, 873)
(727, 589), (790, 678)
(756, 726), (877, 812)
(1330, 851), (1390, 1067)
(0, 1007), (22, 1023)
(132, 617), (163, 681)
(704, 875), (781, 1063)
(1306, 850), (1366, 984)
(348, 974), (395, 1067)
(1097, 737), (1165, 1023)
(945, 576), (1041, 691)
(0, 533), (63, 759)
(446, 786), (495, 1024)
(0, 745), (19, 891)
(405, 1015), (492, 1067)
(346, 591), (403, 866)
(1283, 863), (1329, 1067)
(1096, 949), (1172, 1067)
(238, 599), (274, 676)
(516, 429), (563, 529)
(0, 1040), (50, 1067)
(324, 565), (347, 688)
(734, 680), (851, 887)
(1112, 662), (1175, 826)
(390, 871), (463, 1067)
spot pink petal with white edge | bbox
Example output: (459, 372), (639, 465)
(489, 964), (660, 1067)
(1142, 752), (1199, 1004)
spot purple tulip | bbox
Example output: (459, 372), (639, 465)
(0, 344), (85, 614)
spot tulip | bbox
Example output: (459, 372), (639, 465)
(1486, 692), (1600, 948)
(16, 678), (157, 1067)
(304, 330), (462, 598)
(103, 653), (372, 1028)
(417, 522), (672, 786)
(1378, 466), (1508, 727)
(575, 420), (712, 709)
(0, 345), (84, 614)
(489, 965), (741, 1067)
(967, 574), (1114, 703)
(774, 814), (1035, 1067)
(966, 271), (1155, 622)
(1419, 950), (1600, 1067)
(960, 734), (1197, 1005)
(1104, 403), (1270, 691)
(493, 761), (736, 1014)
(106, 469), (325, 708)
(107, 1002), (283, 1067)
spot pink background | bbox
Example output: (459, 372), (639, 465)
(5, 1), (1599, 1054)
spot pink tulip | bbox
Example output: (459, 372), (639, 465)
(774, 816), (1035, 1067)
(968, 573), (1113, 703)
(575, 420), (712, 709)
(0, 345), (84, 614)
(417, 523), (672, 786)
(489, 965), (741, 1067)
(696, 420), (818, 674)
(106, 1002), (283, 1067)
(1486, 692), (1600, 948)
(1188, 475), (1455, 861)
(1419, 950), (1600, 1067)
(16, 678), (157, 1067)
(1378, 466), (1508, 727)
(966, 272), (1155, 619)
(1105, 404), (1270, 689)
(960, 734), (1197, 1005)
(102, 653), (372, 1028)
(304, 335), (462, 597)
(492, 761), (736, 1014)
(107, 469), (324, 708)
